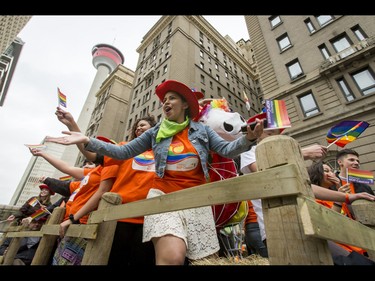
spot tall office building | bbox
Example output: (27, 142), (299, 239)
(53, 44), (124, 178)
(0, 37), (25, 106)
(0, 16), (31, 55)
(9, 141), (65, 206)
(123, 16), (261, 141)
(75, 64), (135, 166)
(245, 16), (375, 174)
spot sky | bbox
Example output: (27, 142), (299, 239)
(0, 15), (249, 205)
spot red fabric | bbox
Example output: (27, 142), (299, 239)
(209, 152), (241, 228)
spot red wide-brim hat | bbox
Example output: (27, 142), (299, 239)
(39, 184), (55, 195)
(155, 80), (200, 119)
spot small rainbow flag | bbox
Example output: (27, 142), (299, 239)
(28, 197), (39, 207)
(58, 87), (67, 109)
(264, 99), (291, 130)
(30, 208), (48, 220)
(347, 168), (374, 185)
(59, 175), (73, 181)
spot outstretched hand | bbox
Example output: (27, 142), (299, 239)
(349, 192), (375, 203)
(55, 107), (75, 128)
(302, 144), (328, 160)
(45, 131), (90, 146)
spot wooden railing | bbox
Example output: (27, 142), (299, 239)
(1, 135), (374, 265)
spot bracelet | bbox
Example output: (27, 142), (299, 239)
(69, 214), (80, 224)
(333, 202), (342, 208)
(345, 193), (351, 205)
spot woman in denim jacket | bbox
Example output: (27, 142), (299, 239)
(46, 80), (263, 265)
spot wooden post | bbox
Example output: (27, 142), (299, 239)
(351, 199), (375, 260)
(81, 192), (122, 265)
(2, 224), (27, 265)
(31, 207), (65, 265)
(255, 135), (333, 265)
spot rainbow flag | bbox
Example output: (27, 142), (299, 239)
(59, 175), (73, 181)
(28, 197), (39, 207)
(327, 120), (369, 148)
(347, 168), (374, 185)
(58, 87), (67, 109)
(30, 208), (48, 220)
(264, 99), (291, 130)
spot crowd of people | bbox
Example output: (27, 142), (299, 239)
(1, 79), (374, 266)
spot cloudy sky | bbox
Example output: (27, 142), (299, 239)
(0, 16), (249, 205)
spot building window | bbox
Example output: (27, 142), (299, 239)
(331, 34), (355, 59)
(286, 59), (303, 80)
(351, 25), (367, 41)
(208, 57), (211, 64)
(351, 68), (375, 96)
(318, 44), (331, 60)
(163, 65), (168, 74)
(200, 62), (204, 69)
(277, 33), (292, 52)
(304, 18), (316, 34)
(215, 63), (219, 70)
(299, 92), (320, 117)
(216, 74), (220, 81)
(316, 15), (333, 27)
(269, 16), (281, 28)
(200, 74), (205, 84)
(337, 78), (355, 101)
(200, 50), (204, 58)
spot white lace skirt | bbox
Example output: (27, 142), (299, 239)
(142, 188), (220, 260)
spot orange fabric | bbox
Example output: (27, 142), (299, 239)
(106, 142), (155, 224)
(245, 200), (258, 225)
(64, 165), (118, 224)
(153, 128), (205, 193)
(315, 198), (366, 255)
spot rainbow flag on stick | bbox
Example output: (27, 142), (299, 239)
(347, 168), (374, 185)
(58, 87), (67, 109)
(59, 175), (73, 181)
(28, 197), (39, 207)
(264, 99), (291, 130)
(326, 120), (369, 148)
(30, 208), (50, 220)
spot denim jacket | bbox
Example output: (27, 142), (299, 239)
(86, 121), (256, 181)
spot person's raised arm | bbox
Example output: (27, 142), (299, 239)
(55, 107), (97, 162)
(29, 147), (85, 179)
(302, 144), (328, 160)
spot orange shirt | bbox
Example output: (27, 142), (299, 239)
(105, 142), (155, 224)
(153, 128), (206, 193)
(64, 165), (118, 224)
(245, 200), (258, 225)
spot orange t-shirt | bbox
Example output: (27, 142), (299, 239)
(105, 142), (156, 224)
(245, 200), (258, 225)
(64, 165), (118, 224)
(153, 128), (206, 193)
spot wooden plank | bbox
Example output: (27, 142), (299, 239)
(41, 224), (98, 239)
(5, 230), (42, 238)
(298, 196), (375, 252)
(351, 199), (375, 226)
(88, 163), (303, 224)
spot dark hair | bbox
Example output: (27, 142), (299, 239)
(130, 115), (157, 140)
(336, 149), (359, 161)
(307, 160), (325, 186)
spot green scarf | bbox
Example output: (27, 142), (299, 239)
(156, 116), (190, 143)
